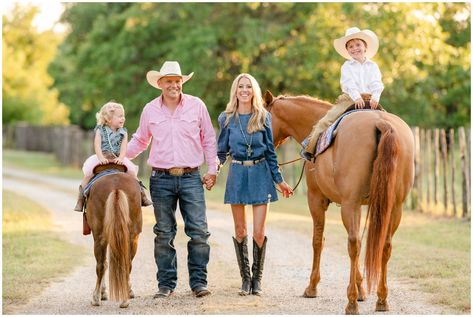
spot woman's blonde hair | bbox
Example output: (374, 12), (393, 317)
(96, 101), (124, 126)
(224, 73), (268, 133)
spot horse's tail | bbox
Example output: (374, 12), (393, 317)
(104, 189), (131, 302)
(365, 119), (400, 293)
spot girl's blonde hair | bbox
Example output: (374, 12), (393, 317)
(96, 101), (124, 126)
(224, 73), (268, 133)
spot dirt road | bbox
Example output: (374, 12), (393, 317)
(3, 167), (456, 314)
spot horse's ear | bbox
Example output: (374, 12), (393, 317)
(263, 90), (274, 107)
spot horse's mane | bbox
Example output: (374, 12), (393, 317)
(274, 94), (334, 108)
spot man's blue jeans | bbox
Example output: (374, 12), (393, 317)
(149, 169), (210, 291)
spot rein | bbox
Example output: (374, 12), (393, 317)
(277, 157), (306, 193)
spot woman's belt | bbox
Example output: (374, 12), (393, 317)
(231, 157), (266, 166)
(152, 167), (198, 176)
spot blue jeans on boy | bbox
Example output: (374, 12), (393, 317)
(149, 169), (210, 292)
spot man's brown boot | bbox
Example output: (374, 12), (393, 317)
(74, 185), (85, 212)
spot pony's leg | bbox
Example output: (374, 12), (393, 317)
(92, 239), (107, 306)
(128, 234), (140, 299)
(341, 201), (362, 315)
(376, 203), (402, 312)
(303, 183), (330, 298)
(355, 265), (366, 301)
(101, 260), (108, 300)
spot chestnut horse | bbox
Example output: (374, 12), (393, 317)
(86, 164), (143, 308)
(264, 91), (414, 314)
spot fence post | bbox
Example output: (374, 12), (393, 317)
(412, 127), (421, 210)
(459, 128), (470, 219)
(434, 128), (440, 208)
(449, 129), (457, 217)
(440, 129), (449, 216)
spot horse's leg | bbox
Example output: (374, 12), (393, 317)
(341, 201), (362, 315)
(101, 259), (108, 300)
(128, 234), (140, 299)
(376, 203), (402, 312)
(92, 238), (107, 306)
(355, 264), (366, 301)
(303, 179), (330, 298)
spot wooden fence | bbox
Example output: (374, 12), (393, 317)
(3, 124), (470, 218)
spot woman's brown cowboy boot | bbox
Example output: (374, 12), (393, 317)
(251, 237), (267, 296)
(74, 185), (85, 212)
(233, 236), (251, 295)
(139, 181), (153, 206)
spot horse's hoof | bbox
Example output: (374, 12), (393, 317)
(129, 289), (135, 299)
(101, 292), (108, 301)
(303, 287), (317, 298)
(91, 298), (100, 306)
(345, 302), (359, 315)
(376, 299), (389, 311)
(120, 300), (130, 308)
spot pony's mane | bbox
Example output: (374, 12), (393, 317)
(276, 94), (333, 107)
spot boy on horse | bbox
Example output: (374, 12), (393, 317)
(301, 27), (384, 161)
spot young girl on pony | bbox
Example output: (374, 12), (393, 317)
(74, 101), (152, 211)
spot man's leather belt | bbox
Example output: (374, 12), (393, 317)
(231, 157), (266, 167)
(152, 167), (198, 176)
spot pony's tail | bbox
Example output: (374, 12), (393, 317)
(104, 189), (130, 302)
(365, 120), (400, 293)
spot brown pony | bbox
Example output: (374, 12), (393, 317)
(264, 91), (414, 314)
(86, 164), (143, 308)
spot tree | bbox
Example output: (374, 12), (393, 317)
(3, 3), (70, 125)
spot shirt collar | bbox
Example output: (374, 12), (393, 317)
(157, 93), (185, 109)
(348, 57), (373, 65)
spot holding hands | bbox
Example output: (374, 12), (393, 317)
(277, 181), (294, 198)
(202, 174), (217, 191)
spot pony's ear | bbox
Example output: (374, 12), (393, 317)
(263, 90), (274, 107)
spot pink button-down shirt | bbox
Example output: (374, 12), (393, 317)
(126, 94), (218, 175)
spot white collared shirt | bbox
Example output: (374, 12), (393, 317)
(340, 58), (384, 102)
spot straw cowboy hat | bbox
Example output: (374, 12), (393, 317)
(146, 61), (194, 89)
(333, 27), (379, 60)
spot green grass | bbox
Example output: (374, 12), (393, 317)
(2, 190), (88, 312)
(3, 149), (83, 179)
(3, 149), (471, 312)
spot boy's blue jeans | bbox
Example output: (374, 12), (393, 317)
(149, 169), (210, 291)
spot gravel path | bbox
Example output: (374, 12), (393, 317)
(3, 167), (457, 314)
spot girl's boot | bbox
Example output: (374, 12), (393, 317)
(251, 237), (267, 295)
(139, 181), (153, 206)
(74, 185), (85, 212)
(233, 236), (251, 295)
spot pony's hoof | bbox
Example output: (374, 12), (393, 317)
(345, 302), (359, 315)
(357, 288), (366, 302)
(303, 287), (317, 298)
(120, 300), (130, 308)
(101, 292), (108, 301)
(376, 299), (389, 311)
(91, 298), (101, 306)
(129, 289), (135, 299)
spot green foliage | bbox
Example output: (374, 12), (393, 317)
(48, 2), (470, 130)
(2, 4), (70, 125)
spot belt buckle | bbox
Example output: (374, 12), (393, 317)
(169, 168), (184, 176)
(242, 161), (253, 167)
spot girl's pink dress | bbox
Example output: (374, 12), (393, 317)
(82, 155), (138, 177)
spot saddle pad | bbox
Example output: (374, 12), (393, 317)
(314, 109), (375, 158)
(81, 169), (124, 197)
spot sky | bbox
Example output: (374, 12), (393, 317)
(2, 0), (65, 32)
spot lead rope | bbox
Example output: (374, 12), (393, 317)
(276, 159), (306, 193)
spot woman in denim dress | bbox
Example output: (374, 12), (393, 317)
(216, 73), (293, 296)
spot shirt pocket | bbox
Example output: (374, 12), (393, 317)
(149, 117), (169, 143)
(179, 112), (200, 137)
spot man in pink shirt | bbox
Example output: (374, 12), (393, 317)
(127, 61), (217, 298)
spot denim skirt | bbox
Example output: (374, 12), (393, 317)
(224, 160), (278, 205)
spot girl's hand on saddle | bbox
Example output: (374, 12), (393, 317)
(98, 156), (109, 165)
(113, 157), (124, 165)
(354, 98), (365, 109)
(277, 181), (294, 198)
(370, 100), (379, 109)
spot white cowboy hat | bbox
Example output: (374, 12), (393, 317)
(146, 61), (194, 89)
(333, 27), (379, 60)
